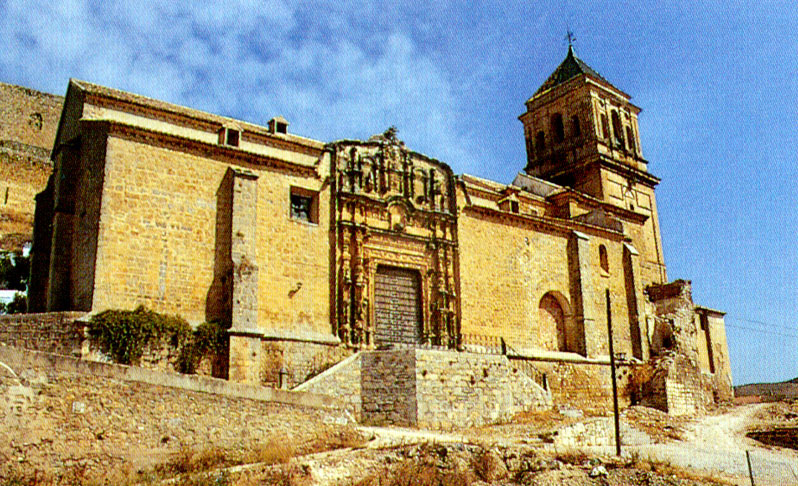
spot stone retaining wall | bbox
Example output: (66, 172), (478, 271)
(511, 358), (635, 415)
(554, 417), (652, 448)
(361, 350), (418, 426)
(0, 312), (87, 356)
(304, 348), (552, 429)
(294, 352), (362, 418)
(0, 345), (350, 478)
(414, 349), (551, 429)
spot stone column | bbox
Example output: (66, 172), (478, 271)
(623, 242), (649, 360)
(226, 168), (262, 384)
(567, 230), (595, 357)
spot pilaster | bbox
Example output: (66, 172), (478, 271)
(567, 230), (594, 356)
(226, 168), (262, 383)
(623, 242), (649, 360)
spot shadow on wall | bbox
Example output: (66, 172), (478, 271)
(206, 170), (233, 326)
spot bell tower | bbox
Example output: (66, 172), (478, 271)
(519, 45), (667, 284)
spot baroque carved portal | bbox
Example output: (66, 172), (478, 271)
(331, 129), (460, 348)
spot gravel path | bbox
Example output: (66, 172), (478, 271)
(622, 404), (798, 484)
(357, 405), (798, 484)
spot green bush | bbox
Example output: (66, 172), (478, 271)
(177, 320), (229, 374)
(0, 251), (29, 292)
(0, 292), (27, 314)
(88, 306), (191, 365)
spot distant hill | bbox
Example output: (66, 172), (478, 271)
(735, 378), (798, 400)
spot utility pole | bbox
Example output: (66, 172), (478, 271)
(606, 288), (621, 456)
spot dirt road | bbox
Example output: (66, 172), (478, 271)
(624, 404), (797, 484)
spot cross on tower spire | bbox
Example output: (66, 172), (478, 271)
(566, 29), (576, 48)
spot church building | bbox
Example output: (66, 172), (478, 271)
(28, 47), (733, 420)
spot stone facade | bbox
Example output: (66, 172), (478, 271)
(22, 48), (733, 417)
(0, 82), (63, 251)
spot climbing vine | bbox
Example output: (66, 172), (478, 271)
(88, 306), (191, 365)
(176, 320), (229, 374)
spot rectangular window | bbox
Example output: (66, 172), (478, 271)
(290, 187), (318, 223)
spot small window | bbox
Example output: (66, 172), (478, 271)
(599, 245), (609, 273)
(551, 113), (564, 143)
(510, 200), (519, 213)
(571, 116), (581, 138)
(536, 131), (546, 152)
(290, 187), (318, 223)
(600, 114), (609, 139)
(276, 122), (288, 134)
(219, 127), (240, 147)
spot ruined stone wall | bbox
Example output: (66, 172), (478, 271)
(0, 83), (63, 251)
(641, 281), (733, 414)
(0, 311), (86, 356)
(0, 345), (347, 478)
(640, 354), (707, 416)
(699, 309), (733, 401)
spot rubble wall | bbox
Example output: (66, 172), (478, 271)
(0, 345), (347, 478)
(0, 312), (87, 356)
(414, 349), (551, 429)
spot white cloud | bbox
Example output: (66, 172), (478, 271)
(0, 0), (482, 171)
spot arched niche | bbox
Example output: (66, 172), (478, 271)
(537, 291), (581, 354)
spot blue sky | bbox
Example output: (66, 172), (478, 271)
(1, 1), (794, 385)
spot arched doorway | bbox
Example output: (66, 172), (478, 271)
(538, 291), (581, 353)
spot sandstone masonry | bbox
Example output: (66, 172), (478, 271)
(15, 47), (734, 419)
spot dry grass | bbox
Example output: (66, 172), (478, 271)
(299, 425), (368, 455)
(0, 427), (364, 486)
(551, 449), (589, 466)
(155, 445), (229, 475)
(355, 460), (476, 486)
(633, 458), (736, 485)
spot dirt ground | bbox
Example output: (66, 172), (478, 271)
(4, 402), (797, 485)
